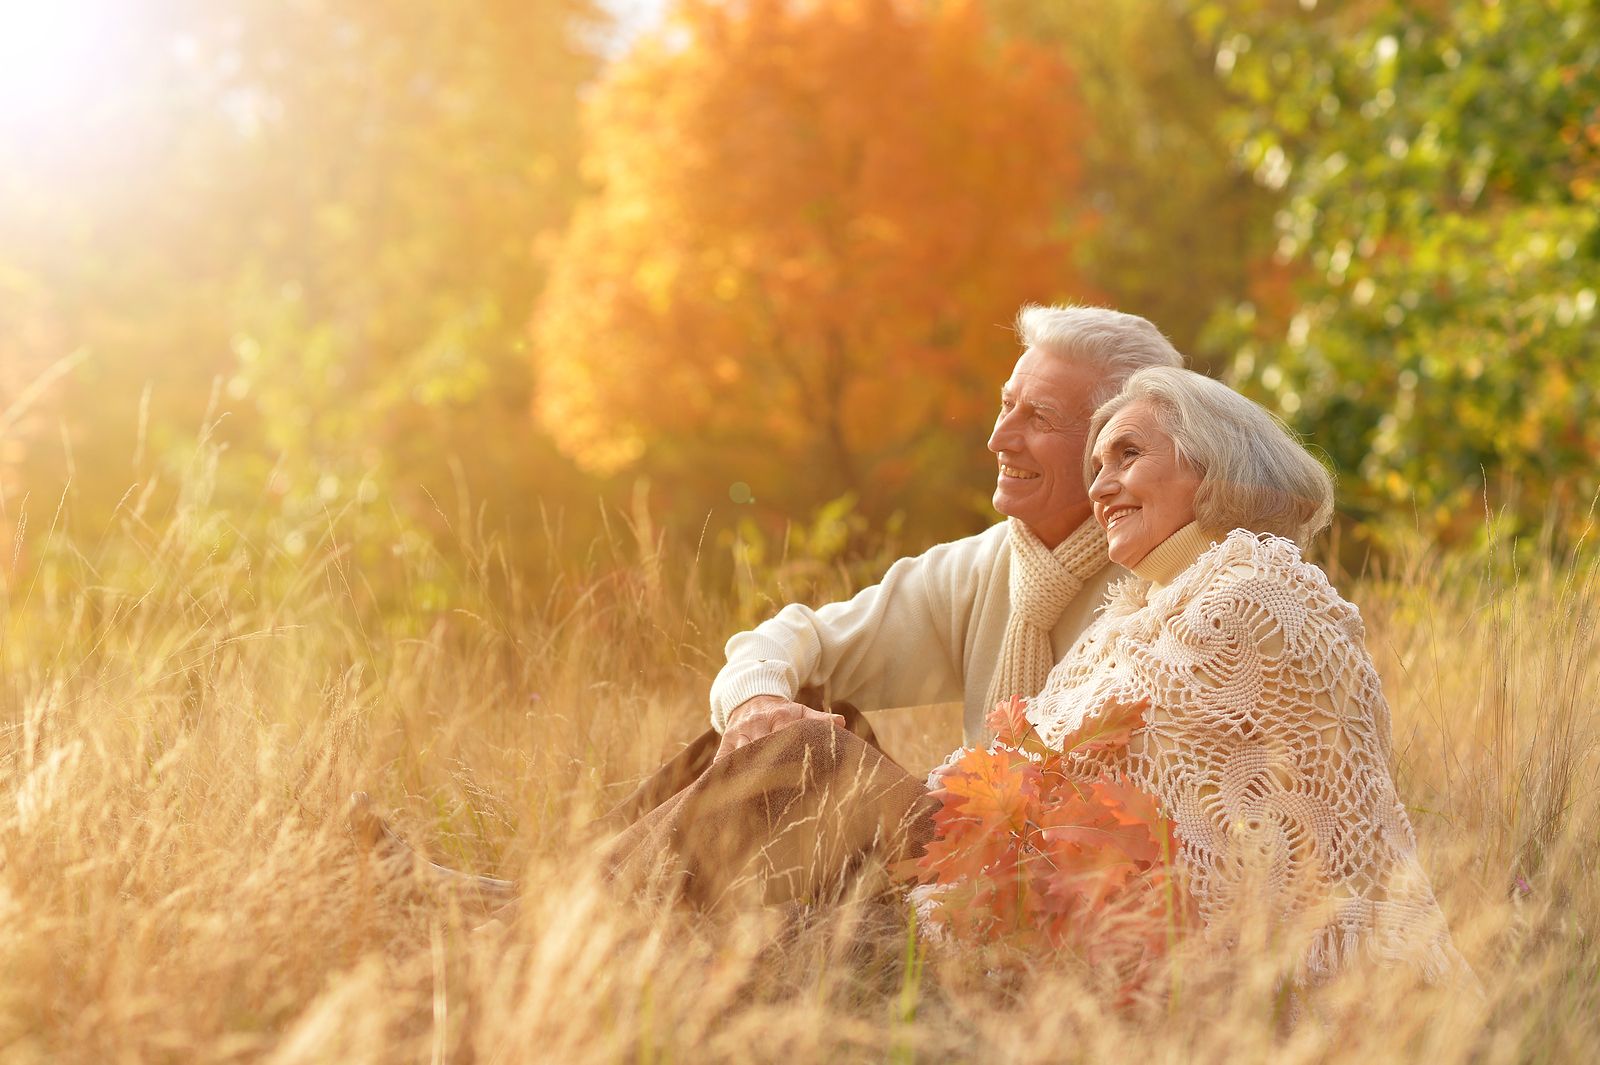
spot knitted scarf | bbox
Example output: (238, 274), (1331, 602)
(983, 516), (1109, 714)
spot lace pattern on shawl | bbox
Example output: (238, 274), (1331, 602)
(1027, 530), (1465, 983)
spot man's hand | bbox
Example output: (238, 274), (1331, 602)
(716, 694), (846, 760)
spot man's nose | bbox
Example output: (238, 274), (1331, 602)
(988, 410), (1021, 454)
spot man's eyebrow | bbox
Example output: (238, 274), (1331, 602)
(999, 388), (1067, 421)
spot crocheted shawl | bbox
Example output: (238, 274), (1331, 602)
(1026, 530), (1466, 984)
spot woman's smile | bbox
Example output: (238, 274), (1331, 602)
(1101, 504), (1139, 529)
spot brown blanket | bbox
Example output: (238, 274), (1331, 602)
(601, 719), (936, 910)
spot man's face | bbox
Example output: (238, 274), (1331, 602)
(986, 347), (1101, 548)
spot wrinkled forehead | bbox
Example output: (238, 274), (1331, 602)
(1091, 400), (1171, 458)
(1002, 348), (1102, 411)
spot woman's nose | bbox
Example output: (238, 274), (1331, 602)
(1088, 466), (1117, 501)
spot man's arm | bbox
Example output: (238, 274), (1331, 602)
(708, 526), (1000, 735)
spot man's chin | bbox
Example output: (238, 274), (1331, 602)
(992, 490), (1031, 524)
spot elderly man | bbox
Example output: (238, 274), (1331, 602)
(353, 303), (1186, 909)
(711, 303), (1184, 759)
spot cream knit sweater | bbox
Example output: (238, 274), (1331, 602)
(1028, 526), (1467, 983)
(710, 520), (1121, 743)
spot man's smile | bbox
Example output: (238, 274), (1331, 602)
(999, 465), (1040, 480)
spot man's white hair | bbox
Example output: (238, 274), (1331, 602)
(1015, 303), (1185, 405)
(1086, 366), (1336, 546)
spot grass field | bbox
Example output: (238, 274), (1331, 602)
(1, 455), (1595, 1063)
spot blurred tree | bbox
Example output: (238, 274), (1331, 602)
(0, 0), (604, 568)
(1190, 0), (1600, 548)
(984, 0), (1274, 372)
(532, 0), (1098, 532)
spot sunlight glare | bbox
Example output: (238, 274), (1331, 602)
(0, 0), (129, 133)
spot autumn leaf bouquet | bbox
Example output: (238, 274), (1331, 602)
(909, 696), (1198, 996)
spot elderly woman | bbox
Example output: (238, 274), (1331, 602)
(1016, 365), (1464, 984)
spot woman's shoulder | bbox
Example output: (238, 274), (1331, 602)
(1167, 528), (1365, 639)
(1184, 528), (1323, 588)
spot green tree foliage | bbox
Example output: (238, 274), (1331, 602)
(985, 0), (1275, 372)
(1191, 0), (1600, 546)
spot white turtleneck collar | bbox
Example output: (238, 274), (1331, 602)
(1128, 521), (1218, 589)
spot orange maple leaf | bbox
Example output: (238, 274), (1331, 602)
(917, 746), (1040, 886)
(985, 695), (1034, 747)
(1056, 696), (1149, 756)
(930, 745), (1040, 835)
(914, 739), (1198, 997)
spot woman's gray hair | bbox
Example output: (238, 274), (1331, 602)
(1085, 366), (1335, 545)
(1016, 303), (1184, 405)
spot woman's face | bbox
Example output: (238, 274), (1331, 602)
(1088, 400), (1202, 568)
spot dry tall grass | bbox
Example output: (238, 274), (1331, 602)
(1, 448), (1595, 1063)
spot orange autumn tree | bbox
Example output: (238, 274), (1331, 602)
(533, 0), (1095, 528)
